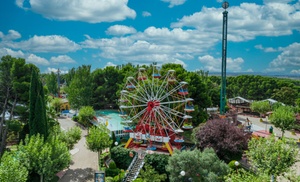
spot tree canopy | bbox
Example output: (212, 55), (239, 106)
(270, 106), (296, 137)
(166, 148), (229, 182)
(247, 135), (299, 177)
(194, 119), (251, 162)
(86, 125), (112, 168)
(250, 100), (271, 117)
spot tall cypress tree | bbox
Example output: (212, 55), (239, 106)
(29, 69), (48, 139)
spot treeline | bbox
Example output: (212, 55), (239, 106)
(45, 63), (300, 127)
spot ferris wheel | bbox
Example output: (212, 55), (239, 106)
(119, 65), (194, 154)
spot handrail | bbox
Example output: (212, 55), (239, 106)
(122, 154), (138, 182)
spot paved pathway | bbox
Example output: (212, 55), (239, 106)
(237, 114), (300, 139)
(57, 117), (98, 182)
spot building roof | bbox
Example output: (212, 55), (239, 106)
(228, 96), (252, 104)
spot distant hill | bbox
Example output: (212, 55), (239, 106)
(209, 72), (300, 80)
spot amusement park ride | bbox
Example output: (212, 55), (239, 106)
(119, 65), (194, 155)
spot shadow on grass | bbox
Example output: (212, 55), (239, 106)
(58, 168), (96, 182)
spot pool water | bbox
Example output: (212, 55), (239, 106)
(95, 110), (124, 131)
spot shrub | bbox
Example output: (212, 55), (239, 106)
(228, 160), (240, 170)
(105, 168), (120, 177)
(110, 146), (135, 170)
(72, 116), (79, 122)
(109, 161), (117, 169)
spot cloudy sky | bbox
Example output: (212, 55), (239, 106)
(0, 0), (299, 75)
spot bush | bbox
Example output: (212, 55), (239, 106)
(105, 168), (120, 177)
(72, 116), (79, 122)
(228, 160), (240, 170)
(110, 146), (135, 170)
(144, 154), (169, 174)
(109, 161), (117, 169)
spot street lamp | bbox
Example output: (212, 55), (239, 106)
(180, 171), (186, 177)
(234, 161), (239, 173)
(114, 141), (118, 146)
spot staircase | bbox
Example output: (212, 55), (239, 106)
(122, 151), (146, 182)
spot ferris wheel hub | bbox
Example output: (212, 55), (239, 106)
(147, 100), (160, 111)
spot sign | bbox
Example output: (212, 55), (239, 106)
(95, 171), (105, 182)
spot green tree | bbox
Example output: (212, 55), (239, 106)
(272, 87), (298, 106)
(18, 134), (71, 182)
(86, 125), (112, 168)
(29, 69), (48, 139)
(110, 146), (133, 170)
(78, 106), (95, 129)
(166, 148), (229, 182)
(144, 153), (169, 175)
(270, 106), (296, 137)
(51, 97), (62, 114)
(0, 151), (28, 182)
(250, 101), (270, 118)
(65, 65), (93, 109)
(60, 126), (82, 149)
(247, 135), (298, 178)
(0, 56), (37, 155)
(44, 72), (58, 96)
(134, 164), (167, 182)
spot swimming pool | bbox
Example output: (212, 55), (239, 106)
(95, 110), (124, 131)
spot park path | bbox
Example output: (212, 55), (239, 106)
(57, 117), (98, 182)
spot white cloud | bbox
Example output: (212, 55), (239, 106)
(0, 30), (21, 41)
(12, 35), (80, 53)
(27, 54), (50, 66)
(17, 0), (136, 23)
(106, 25), (137, 36)
(198, 55), (244, 72)
(290, 69), (300, 74)
(50, 55), (76, 64)
(254, 44), (278, 52)
(81, 26), (220, 66)
(105, 62), (117, 67)
(0, 48), (51, 66)
(0, 48), (25, 58)
(161, 0), (187, 8)
(269, 42), (300, 69)
(142, 11), (151, 17)
(45, 67), (68, 74)
(171, 2), (300, 42)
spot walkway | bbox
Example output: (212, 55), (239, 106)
(237, 114), (300, 139)
(57, 117), (98, 182)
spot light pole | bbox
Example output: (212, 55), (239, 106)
(234, 161), (239, 173)
(220, 1), (229, 115)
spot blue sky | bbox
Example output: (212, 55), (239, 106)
(0, 0), (299, 75)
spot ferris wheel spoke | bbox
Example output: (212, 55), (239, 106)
(160, 100), (186, 105)
(156, 71), (177, 99)
(132, 79), (152, 100)
(122, 92), (148, 103)
(160, 105), (186, 118)
(158, 83), (184, 101)
(120, 104), (147, 109)
(128, 107), (147, 122)
(156, 108), (179, 132)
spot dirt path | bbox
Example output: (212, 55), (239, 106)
(57, 117), (98, 182)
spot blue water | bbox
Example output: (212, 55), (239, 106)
(96, 110), (124, 131)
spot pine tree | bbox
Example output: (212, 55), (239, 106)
(29, 69), (48, 138)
